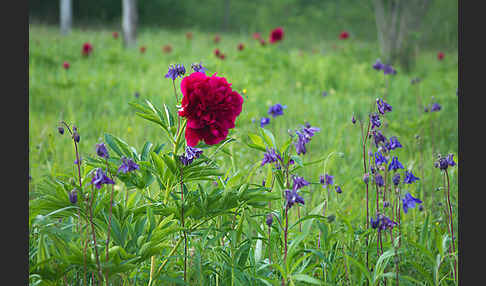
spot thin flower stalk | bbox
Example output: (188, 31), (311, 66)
(444, 169), (457, 282)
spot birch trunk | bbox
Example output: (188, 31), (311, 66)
(122, 0), (137, 48)
(60, 0), (72, 35)
(373, 0), (432, 71)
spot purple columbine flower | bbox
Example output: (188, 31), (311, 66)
(374, 151), (388, 166)
(370, 113), (381, 130)
(376, 98), (392, 115)
(373, 130), (387, 148)
(185, 146), (203, 160)
(301, 122), (320, 138)
(134, 92), (140, 98)
(91, 168), (115, 189)
(370, 216), (380, 229)
(373, 59), (384, 70)
(402, 192), (423, 214)
(352, 115), (356, 124)
(285, 189), (305, 209)
(69, 189), (77, 204)
(431, 103), (442, 112)
(375, 173), (384, 187)
(446, 154), (456, 167)
(294, 131), (308, 155)
(335, 185), (342, 194)
(392, 173), (400, 186)
(260, 117), (270, 127)
(320, 174), (334, 187)
(435, 154), (455, 170)
(179, 146), (203, 166)
(386, 136), (402, 151)
(266, 213), (273, 227)
(118, 157), (140, 173)
(191, 62), (206, 73)
(404, 170), (420, 184)
(165, 64), (186, 80)
(268, 103), (287, 118)
(322, 91), (328, 97)
(378, 215), (398, 231)
(388, 156), (404, 171)
(96, 143), (109, 159)
(383, 64), (396, 75)
(292, 175), (310, 191)
(261, 148), (281, 166)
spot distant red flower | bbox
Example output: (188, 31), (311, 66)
(253, 32), (261, 40)
(63, 61), (70, 70)
(237, 43), (245, 51)
(163, 45), (172, 53)
(219, 53), (226, 60)
(82, 42), (93, 56)
(140, 46), (146, 53)
(438, 52), (445, 60)
(186, 32), (193, 40)
(339, 31), (349, 39)
(214, 48), (221, 57)
(269, 27), (284, 44)
(214, 34), (221, 43)
(260, 39), (266, 46)
(112, 32), (119, 39)
(178, 72), (244, 146)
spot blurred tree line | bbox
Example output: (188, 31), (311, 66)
(29, 0), (457, 50)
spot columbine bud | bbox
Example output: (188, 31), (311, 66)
(73, 132), (80, 143)
(69, 190), (78, 204)
(335, 186), (342, 194)
(266, 213), (273, 227)
(383, 201), (390, 208)
(58, 126), (65, 135)
(418, 205), (424, 212)
(352, 115), (356, 124)
(363, 173), (370, 184)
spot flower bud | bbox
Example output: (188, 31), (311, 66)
(363, 173), (370, 184)
(266, 213), (273, 227)
(69, 190), (78, 204)
(58, 126), (65, 135)
(73, 132), (80, 143)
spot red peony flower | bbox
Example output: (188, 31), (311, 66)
(112, 32), (119, 39)
(214, 48), (221, 57)
(214, 34), (221, 43)
(63, 61), (70, 70)
(253, 32), (261, 40)
(186, 32), (193, 40)
(178, 72), (244, 146)
(237, 43), (245, 51)
(163, 44), (172, 53)
(438, 52), (445, 60)
(82, 42), (93, 56)
(269, 27), (284, 44)
(140, 46), (146, 53)
(339, 31), (349, 39)
(219, 53), (226, 60)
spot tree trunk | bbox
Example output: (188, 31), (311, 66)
(122, 0), (137, 48)
(222, 0), (230, 32)
(60, 0), (72, 35)
(373, 0), (432, 72)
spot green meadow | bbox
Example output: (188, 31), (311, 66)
(29, 24), (458, 285)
